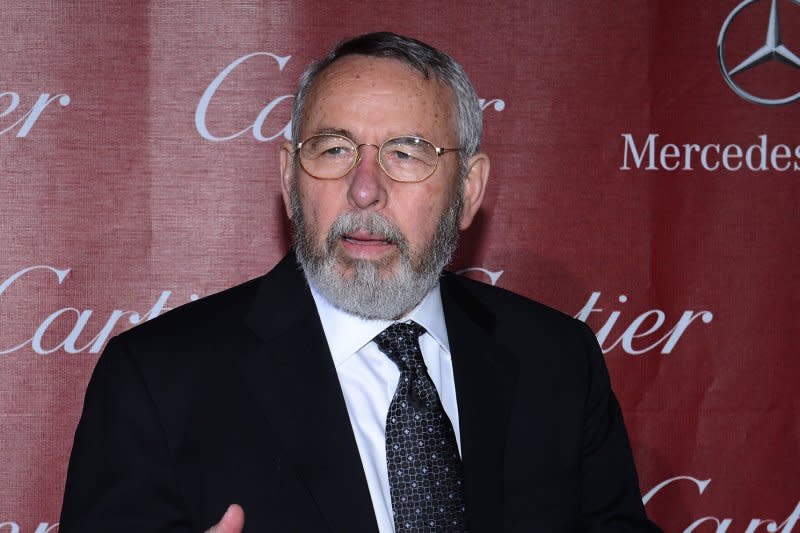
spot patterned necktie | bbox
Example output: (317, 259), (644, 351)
(374, 321), (467, 532)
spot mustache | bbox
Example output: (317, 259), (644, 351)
(326, 211), (409, 253)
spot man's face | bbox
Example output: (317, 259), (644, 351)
(280, 55), (481, 319)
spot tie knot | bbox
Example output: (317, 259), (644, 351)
(374, 321), (427, 371)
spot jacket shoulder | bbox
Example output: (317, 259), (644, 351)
(115, 275), (264, 346)
(442, 271), (599, 371)
(443, 271), (580, 331)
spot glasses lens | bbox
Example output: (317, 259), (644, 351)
(299, 134), (356, 179)
(380, 137), (438, 182)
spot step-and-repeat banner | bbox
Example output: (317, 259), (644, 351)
(1, 1), (798, 531)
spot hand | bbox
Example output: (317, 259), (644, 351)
(204, 504), (245, 533)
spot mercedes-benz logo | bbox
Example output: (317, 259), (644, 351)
(717, 0), (800, 105)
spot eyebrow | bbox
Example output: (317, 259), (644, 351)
(307, 128), (432, 143)
(312, 127), (354, 138)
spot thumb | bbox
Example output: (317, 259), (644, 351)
(205, 504), (245, 533)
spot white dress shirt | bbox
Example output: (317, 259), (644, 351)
(309, 284), (461, 533)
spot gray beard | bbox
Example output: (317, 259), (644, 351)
(290, 179), (463, 320)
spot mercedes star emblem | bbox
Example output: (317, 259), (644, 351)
(718, 0), (800, 105)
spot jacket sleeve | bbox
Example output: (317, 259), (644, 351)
(59, 337), (192, 533)
(576, 320), (663, 532)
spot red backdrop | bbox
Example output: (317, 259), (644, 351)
(1, 1), (798, 531)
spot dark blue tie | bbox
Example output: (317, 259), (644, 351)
(374, 321), (467, 532)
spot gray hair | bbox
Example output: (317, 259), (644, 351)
(290, 32), (483, 167)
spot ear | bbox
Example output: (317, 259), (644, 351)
(458, 152), (490, 230)
(279, 141), (295, 219)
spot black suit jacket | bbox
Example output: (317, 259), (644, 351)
(61, 253), (661, 532)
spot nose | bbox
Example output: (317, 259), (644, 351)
(347, 144), (387, 210)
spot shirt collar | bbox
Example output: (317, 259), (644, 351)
(309, 282), (451, 367)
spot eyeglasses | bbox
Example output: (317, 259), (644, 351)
(295, 133), (460, 183)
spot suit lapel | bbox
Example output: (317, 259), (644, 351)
(238, 254), (378, 533)
(236, 256), (518, 532)
(441, 274), (519, 532)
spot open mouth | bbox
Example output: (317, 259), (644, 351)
(341, 232), (393, 246)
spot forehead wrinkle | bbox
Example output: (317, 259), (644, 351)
(301, 56), (458, 146)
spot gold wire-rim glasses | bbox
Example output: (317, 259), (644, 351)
(295, 133), (461, 183)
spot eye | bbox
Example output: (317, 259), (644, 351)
(323, 146), (348, 156)
(304, 135), (355, 159)
(387, 148), (415, 161)
(382, 137), (437, 166)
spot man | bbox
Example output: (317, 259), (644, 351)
(61, 32), (661, 532)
